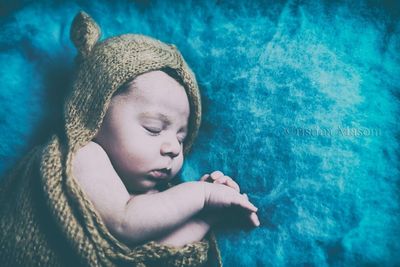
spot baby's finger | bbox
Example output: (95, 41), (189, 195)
(213, 176), (228, 184)
(213, 176), (240, 192)
(226, 178), (240, 192)
(200, 174), (210, 181)
(249, 212), (260, 227)
(210, 171), (224, 180)
(235, 195), (258, 213)
(242, 194), (259, 226)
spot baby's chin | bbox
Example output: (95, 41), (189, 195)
(126, 178), (172, 195)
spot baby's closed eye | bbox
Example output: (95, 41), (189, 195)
(143, 125), (162, 135)
(143, 125), (187, 144)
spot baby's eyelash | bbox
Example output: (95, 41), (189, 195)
(144, 126), (162, 135)
(143, 126), (186, 144)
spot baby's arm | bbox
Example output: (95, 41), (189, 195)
(73, 142), (257, 246)
(121, 182), (208, 244)
(72, 142), (207, 245)
(153, 171), (261, 247)
(152, 216), (211, 247)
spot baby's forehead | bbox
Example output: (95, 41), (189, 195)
(123, 71), (184, 95)
(130, 84), (188, 108)
(125, 72), (189, 109)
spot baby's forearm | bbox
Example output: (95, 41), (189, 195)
(153, 217), (211, 247)
(114, 181), (206, 245)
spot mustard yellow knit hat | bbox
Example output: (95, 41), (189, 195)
(66, 11), (201, 154)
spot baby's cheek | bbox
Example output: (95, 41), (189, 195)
(173, 155), (184, 175)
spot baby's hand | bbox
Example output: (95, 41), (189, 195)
(200, 171), (260, 227)
(200, 171), (240, 192)
(202, 182), (260, 227)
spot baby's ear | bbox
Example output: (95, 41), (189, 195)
(70, 11), (101, 58)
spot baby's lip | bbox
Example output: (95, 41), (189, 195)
(148, 168), (171, 180)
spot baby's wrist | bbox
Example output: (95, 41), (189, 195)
(197, 181), (210, 210)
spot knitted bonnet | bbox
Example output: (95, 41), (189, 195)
(66, 11), (201, 155)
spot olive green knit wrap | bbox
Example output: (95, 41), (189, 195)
(0, 11), (222, 267)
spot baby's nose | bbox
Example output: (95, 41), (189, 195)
(160, 138), (181, 158)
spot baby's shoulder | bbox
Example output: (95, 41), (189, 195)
(75, 141), (107, 157)
(72, 141), (111, 174)
(72, 141), (131, 228)
(72, 141), (117, 184)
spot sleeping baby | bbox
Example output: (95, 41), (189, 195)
(0, 11), (259, 267)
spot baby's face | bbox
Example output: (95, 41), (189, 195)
(94, 71), (190, 193)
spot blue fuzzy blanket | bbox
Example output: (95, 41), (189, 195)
(1, 1), (399, 266)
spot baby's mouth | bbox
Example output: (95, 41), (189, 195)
(148, 168), (171, 180)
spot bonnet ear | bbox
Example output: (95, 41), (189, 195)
(70, 11), (101, 58)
